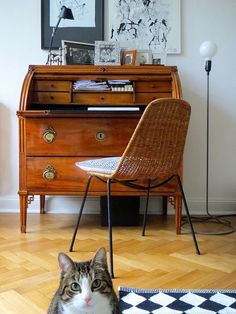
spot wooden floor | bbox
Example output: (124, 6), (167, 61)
(0, 213), (236, 313)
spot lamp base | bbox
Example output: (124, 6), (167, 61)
(181, 213), (235, 235)
(46, 48), (63, 65)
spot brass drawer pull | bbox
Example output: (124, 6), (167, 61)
(43, 127), (56, 144)
(96, 131), (106, 141)
(43, 165), (56, 181)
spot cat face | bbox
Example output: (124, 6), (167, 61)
(58, 247), (113, 313)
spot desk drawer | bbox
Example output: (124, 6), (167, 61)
(26, 157), (140, 192)
(26, 157), (178, 194)
(26, 157), (97, 192)
(25, 117), (138, 156)
(33, 80), (71, 91)
(32, 92), (71, 104)
(135, 92), (172, 103)
(135, 81), (172, 92)
(72, 92), (133, 105)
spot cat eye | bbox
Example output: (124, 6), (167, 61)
(92, 279), (101, 289)
(71, 282), (81, 292)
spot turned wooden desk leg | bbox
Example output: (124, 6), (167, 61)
(20, 195), (28, 233)
(40, 195), (46, 214)
(175, 195), (182, 234)
(162, 196), (168, 216)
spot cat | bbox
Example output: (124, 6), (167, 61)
(47, 247), (120, 314)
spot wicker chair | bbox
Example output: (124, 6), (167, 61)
(69, 98), (200, 278)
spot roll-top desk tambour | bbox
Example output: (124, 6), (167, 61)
(17, 65), (183, 233)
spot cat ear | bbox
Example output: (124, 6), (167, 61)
(91, 247), (108, 269)
(58, 253), (75, 275)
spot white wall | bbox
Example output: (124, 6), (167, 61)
(0, 0), (236, 215)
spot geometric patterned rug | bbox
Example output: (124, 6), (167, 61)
(119, 287), (236, 313)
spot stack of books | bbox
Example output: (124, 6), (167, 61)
(108, 80), (133, 91)
(73, 80), (133, 92)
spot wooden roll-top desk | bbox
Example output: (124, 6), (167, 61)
(17, 65), (183, 233)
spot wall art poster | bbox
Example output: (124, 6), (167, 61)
(109, 0), (181, 53)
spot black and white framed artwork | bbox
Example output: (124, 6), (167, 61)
(41, 0), (104, 49)
(109, 0), (181, 54)
(62, 40), (95, 65)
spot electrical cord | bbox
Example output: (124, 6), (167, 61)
(181, 213), (236, 235)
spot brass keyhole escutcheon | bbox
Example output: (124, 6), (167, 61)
(96, 131), (106, 141)
(43, 165), (56, 181)
(43, 126), (56, 144)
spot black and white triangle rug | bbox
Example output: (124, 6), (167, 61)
(119, 287), (236, 313)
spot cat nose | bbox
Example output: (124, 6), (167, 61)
(83, 295), (92, 304)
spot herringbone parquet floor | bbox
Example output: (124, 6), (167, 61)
(0, 213), (235, 313)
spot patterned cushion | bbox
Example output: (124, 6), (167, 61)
(76, 157), (121, 174)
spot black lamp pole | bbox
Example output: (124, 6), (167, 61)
(205, 59), (211, 215)
(46, 6), (74, 65)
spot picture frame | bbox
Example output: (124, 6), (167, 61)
(94, 41), (120, 65)
(62, 40), (95, 65)
(41, 0), (104, 49)
(152, 52), (167, 65)
(122, 50), (136, 65)
(135, 50), (153, 65)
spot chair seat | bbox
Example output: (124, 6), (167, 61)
(76, 157), (121, 174)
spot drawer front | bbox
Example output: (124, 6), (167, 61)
(72, 92), (133, 105)
(33, 80), (71, 91)
(26, 157), (98, 192)
(26, 157), (178, 194)
(25, 117), (139, 156)
(135, 92), (172, 104)
(135, 81), (172, 92)
(32, 92), (71, 104)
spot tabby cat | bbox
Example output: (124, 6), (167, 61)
(47, 247), (120, 314)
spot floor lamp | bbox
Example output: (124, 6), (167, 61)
(200, 40), (217, 217)
(195, 41), (235, 235)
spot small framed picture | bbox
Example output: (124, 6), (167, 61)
(94, 41), (120, 65)
(152, 53), (167, 65)
(62, 40), (95, 65)
(122, 50), (136, 65)
(136, 50), (153, 65)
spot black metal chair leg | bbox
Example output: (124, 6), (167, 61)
(162, 196), (168, 216)
(142, 179), (151, 236)
(176, 175), (201, 255)
(107, 178), (114, 279)
(69, 176), (93, 252)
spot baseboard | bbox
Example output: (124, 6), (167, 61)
(0, 195), (236, 215)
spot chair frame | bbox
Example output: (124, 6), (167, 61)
(69, 173), (200, 278)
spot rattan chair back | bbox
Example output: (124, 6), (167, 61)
(111, 98), (191, 180)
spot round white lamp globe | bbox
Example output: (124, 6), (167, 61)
(200, 41), (217, 60)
